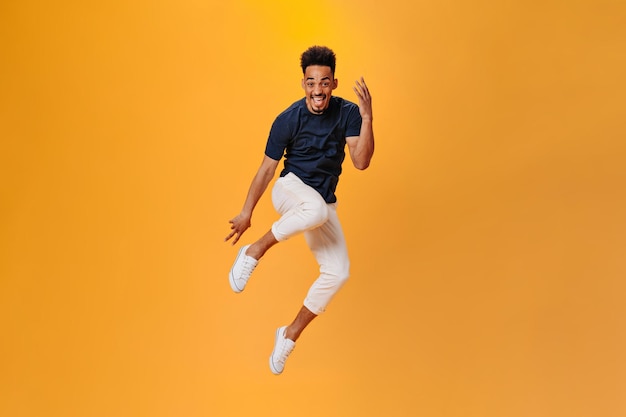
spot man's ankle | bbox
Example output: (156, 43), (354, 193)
(245, 244), (261, 260)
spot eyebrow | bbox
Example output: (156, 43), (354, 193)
(306, 76), (331, 81)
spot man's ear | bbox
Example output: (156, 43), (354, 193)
(333, 78), (339, 90)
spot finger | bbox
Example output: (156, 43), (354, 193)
(358, 77), (370, 97)
(354, 79), (369, 101)
(354, 79), (363, 93)
(353, 82), (366, 99)
(354, 88), (368, 108)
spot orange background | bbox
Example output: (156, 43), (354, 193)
(1, 1), (625, 416)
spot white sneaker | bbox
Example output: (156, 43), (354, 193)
(269, 326), (296, 375)
(229, 245), (258, 293)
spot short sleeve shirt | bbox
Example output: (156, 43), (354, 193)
(264, 96), (362, 203)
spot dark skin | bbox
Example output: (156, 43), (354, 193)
(225, 65), (374, 341)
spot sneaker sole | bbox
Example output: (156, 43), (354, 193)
(228, 245), (248, 293)
(269, 326), (285, 375)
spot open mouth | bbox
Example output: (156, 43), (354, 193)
(312, 95), (326, 106)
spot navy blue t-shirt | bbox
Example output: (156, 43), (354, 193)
(264, 96), (362, 203)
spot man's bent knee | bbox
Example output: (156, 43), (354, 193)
(300, 199), (329, 229)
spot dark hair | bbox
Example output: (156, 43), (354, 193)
(300, 46), (336, 75)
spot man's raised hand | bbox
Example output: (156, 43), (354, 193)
(353, 77), (372, 121)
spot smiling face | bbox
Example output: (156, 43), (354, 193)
(302, 65), (338, 114)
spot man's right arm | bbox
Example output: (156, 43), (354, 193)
(225, 155), (280, 245)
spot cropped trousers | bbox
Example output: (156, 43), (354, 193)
(270, 173), (350, 315)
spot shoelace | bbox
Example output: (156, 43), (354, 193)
(240, 258), (257, 279)
(276, 339), (295, 365)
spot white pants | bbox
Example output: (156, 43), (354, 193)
(271, 173), (350, 315)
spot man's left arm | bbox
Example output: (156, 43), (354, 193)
(346, 77), (375, 170)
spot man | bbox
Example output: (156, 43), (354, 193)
(224, 45), (374, 375)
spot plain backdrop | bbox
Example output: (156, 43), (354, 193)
(1, 1), (625, 416)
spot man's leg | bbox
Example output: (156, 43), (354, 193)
(245, 229), (278, 260)
(282, 204), (349, 341)
(301, 202), (350, 315)
(285, 306), (317, 341)
(270, 204), (350, 374)
(269, 305), (317, 375)
(229, 173), (329, 293)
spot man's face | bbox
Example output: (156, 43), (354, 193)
(302, 65), (338, 114)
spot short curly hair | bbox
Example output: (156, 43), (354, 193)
(300, 46), (336, 75)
